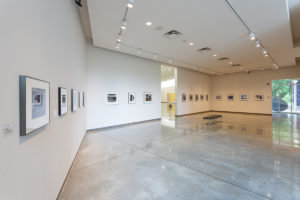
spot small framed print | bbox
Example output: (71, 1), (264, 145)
(71, 89), (78, 112)
(200, 94), (204, 101)
(58, 87), (68, 116)
(240, 94), (248, 101)
(128, 92), (136, 104)
(182, 93), (187, 102)
(195, 94), (199, 101)
(106, 93), (118, 105)
(144, 92), (152, 104)
(254, 94), (264, 101)
(19, 76), (50, 136)
(189, 94), (194, 101)
(216, 95), (222, 101)
(82, 92), (85, 107)
(227, 94), (235, 101)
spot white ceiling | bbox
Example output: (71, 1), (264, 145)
(86, 0), (299, 74)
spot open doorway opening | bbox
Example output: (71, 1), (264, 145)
(272, 79), (300, 113)
(161, 65), (176, 118)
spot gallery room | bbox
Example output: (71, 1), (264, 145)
(1, 0), (300, 199)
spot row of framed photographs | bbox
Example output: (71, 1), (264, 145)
(19, 75), (85, 136)
(106, 92), (153, 105)
(182, 93), (209, 102)
(59, 88), (85, 115)
(215, 94), (264, 101)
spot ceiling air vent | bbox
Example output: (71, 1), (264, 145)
(164, 30), (182, 39)
(218, 57), (229, 61)
(198, 47), (212, 52)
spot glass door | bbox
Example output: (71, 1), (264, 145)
(272, 80), (292, 112)
(291, 81), (300, 113)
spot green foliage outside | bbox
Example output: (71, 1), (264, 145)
(272, 79), (291, 105)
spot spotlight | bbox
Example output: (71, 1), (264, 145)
(273, 64), (278, 69)
(146, 22), (152, 26)
(116, 42), (121, 49)
(255, 40), (261, 48)
(189, 42), (194, 46)
(121, 20), (127, 30)
(249, 32), (256, 41)
(262, 48), (267, 54)
(213, 54), (217, 57)
(75, 0), (82, 7)
(264, 54), (269, 57)
(117, 35), (122, 42)
(127, 0), (134, 8)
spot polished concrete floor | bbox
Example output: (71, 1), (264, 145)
(59, 111), (300, 200)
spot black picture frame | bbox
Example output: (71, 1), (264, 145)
(19, 75), (50, 136)
(58, 87), (68, 116)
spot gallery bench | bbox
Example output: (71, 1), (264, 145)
(203, 115), (222, 127)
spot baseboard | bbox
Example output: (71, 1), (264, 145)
(175, 111), (211, 117)
(87, 118), (161, 133)
(210, 110), (272, 116)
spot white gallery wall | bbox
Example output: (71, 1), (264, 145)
(211, 66), (300, 114)
(176, 68), (211, 116)
(0, 1), (86, 200)
(86, 45), (161, 130)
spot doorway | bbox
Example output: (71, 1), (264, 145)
(272, 79), (300, 113)
(161, 65), (176, 118)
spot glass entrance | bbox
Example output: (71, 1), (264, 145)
(272, 79), (300, 113)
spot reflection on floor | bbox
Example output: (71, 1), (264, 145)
(58, 112), (300, 200)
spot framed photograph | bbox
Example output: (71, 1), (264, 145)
(189, 94), (194, 101)
(58, 87), (68, 116)
(106, 93), (118, 105)
(195, 94), (199, 101)
(227, 94), (235, 101)
(216, 95), (222, 101)
(19, 76), (50, 136)
(128, 92), (136, 104)
(254, 94), (264, 101)
(182, 93), (187, 102)
(240, 94), (248, 101)
(206, 95), (208, 101)
(200, 94), (204, 101)
(144, 92), (153, 104)
(78, 92), (81, 108)
(71, 89), (78, 112)
(82, 92), (85, 107)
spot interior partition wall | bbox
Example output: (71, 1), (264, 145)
(272, 79), (300, 113)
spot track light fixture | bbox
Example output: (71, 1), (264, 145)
(75, 0), (82, 7)
(121, 20), (127, 30)
(273, 64), (278, 69)
(249, 32), (256, 41)
(117, 35), (122, 42)
(255, 40), (261, 48)
(127, 0), (134, 8)
(116, 42), (121, 49)
(262, 48), (267, 54)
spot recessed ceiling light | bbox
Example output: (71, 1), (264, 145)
(213, 54), (217, 57)
(229, 61), (233, 65)
(249, 32), (256, 41)
(121, 20), (127, 30)
(146, 22), (152, 26)
(189, 42), (194, 46)
(127, 0), (134, 8)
